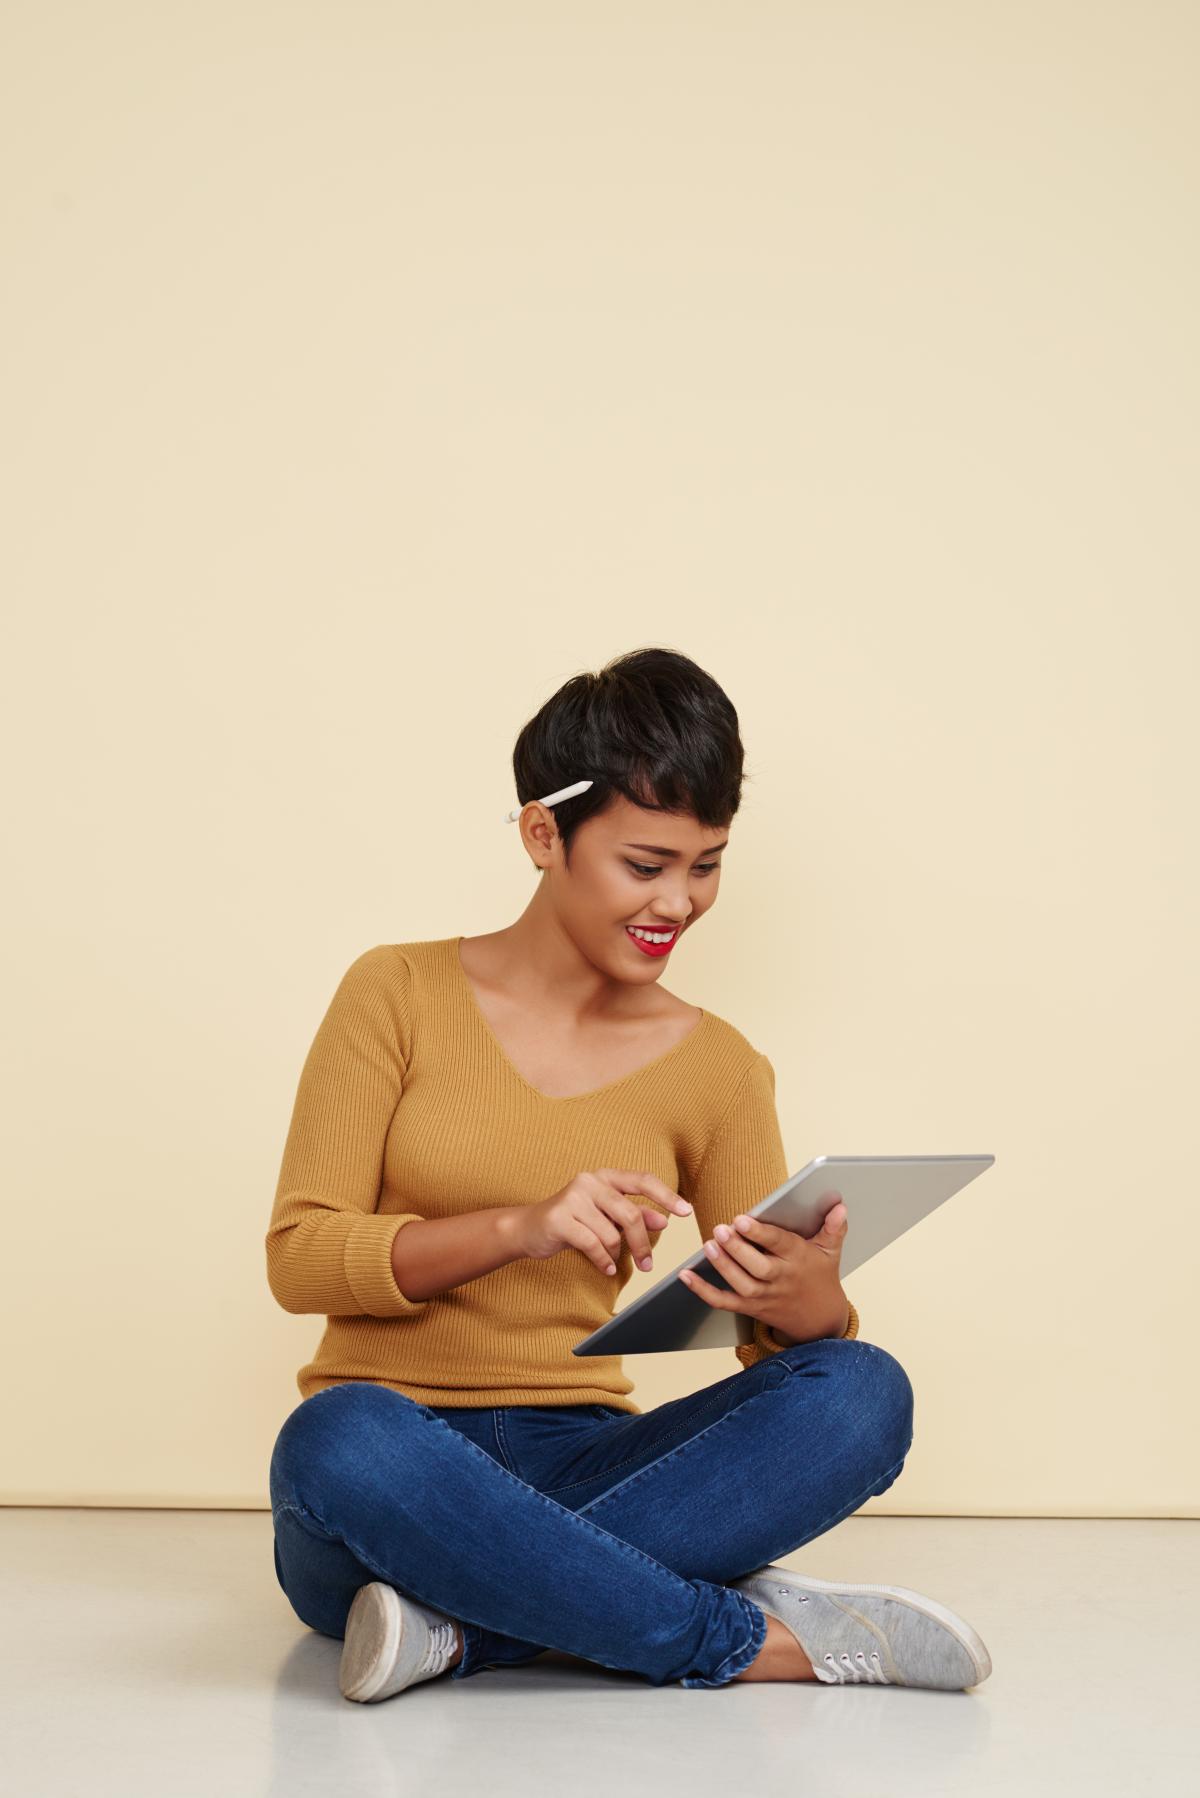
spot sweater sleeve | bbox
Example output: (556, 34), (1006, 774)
(681, 1052), (859, 1368)
(265, 946), (430, 1318)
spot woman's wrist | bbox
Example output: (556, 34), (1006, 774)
(494, 1206), (531, 1258)
(770, 1292), (852, 1348)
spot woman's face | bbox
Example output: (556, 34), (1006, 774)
(555, 797), (729, 981)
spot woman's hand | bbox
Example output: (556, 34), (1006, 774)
(679, 1195), (851, 1343)
(519, 1169), (694, 1277)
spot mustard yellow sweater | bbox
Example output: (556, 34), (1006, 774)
(266, 938), (859, 1414)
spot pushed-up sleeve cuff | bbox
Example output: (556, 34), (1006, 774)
(344, 1214), (430, 1317)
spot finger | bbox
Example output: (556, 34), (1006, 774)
(613, 1196), (659, 1270)
(598, 1169), (694, 1218)
(678, 1267), (733, 1308)
(568, 1219), (623, 1277)
(727, 1212), (787, 1251)
(711, 1221), (774, 1277)
(586, 1184), (652, 1269)
(698, 1236), (757, 1296)
(813, 1198), (849, 1258)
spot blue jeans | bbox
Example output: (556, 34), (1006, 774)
(268, 1336), (914, 1689)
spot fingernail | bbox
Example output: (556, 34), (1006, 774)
(676, 1201), (692, 1213)
(639, 1256), (653, 1270)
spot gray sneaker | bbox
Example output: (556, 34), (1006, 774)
(732, 1566), (993, 1690)
(339, 1581), (461, 1703)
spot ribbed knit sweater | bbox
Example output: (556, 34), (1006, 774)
(266, 937), (859, 1414)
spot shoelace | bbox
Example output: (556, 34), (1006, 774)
(818, 1648), (892, 1684)
(763, 1584), (895, 1687)
(419, 1616), (461, 1678)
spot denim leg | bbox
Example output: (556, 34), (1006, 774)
(268, 1380), (767, 1689)
(458, 1339), (915, 1687)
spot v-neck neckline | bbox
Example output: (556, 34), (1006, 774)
(448, 935), (712, 1104)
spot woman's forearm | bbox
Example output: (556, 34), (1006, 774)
(390, 1206), (529, 1302)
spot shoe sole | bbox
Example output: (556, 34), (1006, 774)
(340, 1581), (405, 1703)
(742, 1567), (993, 1687)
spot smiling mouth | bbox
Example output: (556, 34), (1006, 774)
(624, 925), (679, 953)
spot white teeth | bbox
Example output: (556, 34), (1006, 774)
(628, 927), (675, 943)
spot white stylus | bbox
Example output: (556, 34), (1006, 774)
(503, 780), (594, 823)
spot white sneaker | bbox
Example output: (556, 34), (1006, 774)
(339, 1581), (462, 1703)
(732, 1566), (993, 1690)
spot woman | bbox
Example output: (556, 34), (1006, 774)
(266, 647), (992, 1701)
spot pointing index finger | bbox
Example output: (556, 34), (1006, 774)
(633, 1171), (694, 1216)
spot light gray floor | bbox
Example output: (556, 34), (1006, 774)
(1, 1509), (1194, 1797)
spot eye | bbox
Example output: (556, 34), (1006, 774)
(626, 860), (720, 879)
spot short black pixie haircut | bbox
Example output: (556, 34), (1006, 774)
(511, 646), (749, 868)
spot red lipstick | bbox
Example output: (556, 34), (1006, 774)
(624, 926), (678, 957)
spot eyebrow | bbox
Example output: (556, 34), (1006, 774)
(622, 840), (729, 859)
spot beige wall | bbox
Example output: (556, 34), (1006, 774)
(2, 2), (1195, 1516)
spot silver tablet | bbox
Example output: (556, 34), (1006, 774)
(572, 1153), (995, 1357)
